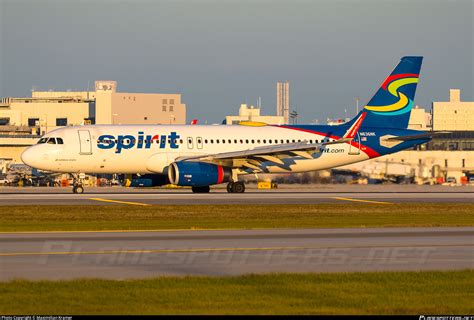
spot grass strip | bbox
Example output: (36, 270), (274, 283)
(1, 270), (472, 314)
(1, 203), (473, 232)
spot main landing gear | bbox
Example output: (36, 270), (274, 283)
(192, 186), (210, 193)
(226, 181), (245, 193)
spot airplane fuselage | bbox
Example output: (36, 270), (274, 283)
(21, 124), (428, 176)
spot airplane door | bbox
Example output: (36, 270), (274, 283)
(196, 137), (203, 149)
(78, 130), (93, 155)
(348, 132), (361, 155)
(187, 137), (194, 149)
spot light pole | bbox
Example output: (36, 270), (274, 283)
(355, 97), (360, 115)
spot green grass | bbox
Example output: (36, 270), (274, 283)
(1, 204), (474, 232)
(1, 270), (472, 314)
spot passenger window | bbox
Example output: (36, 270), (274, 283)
(57, 138), (64, 144)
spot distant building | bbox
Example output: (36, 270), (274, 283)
(408, 106), (431, 130)
(327, 118), (350, 126)
(0, 80), (186, 165)
(432, 89), (474, 131)
(225, 104), (284, 125)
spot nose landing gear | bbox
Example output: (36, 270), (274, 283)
(71, 173), (85, 194)
(226, 181), (245, 193)
(73, 184), (84, 194)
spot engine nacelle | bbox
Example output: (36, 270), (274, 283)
(122, 174), (169, 187)
(168, 162), (231, 187)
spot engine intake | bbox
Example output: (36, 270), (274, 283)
(168, 162), (231, 187)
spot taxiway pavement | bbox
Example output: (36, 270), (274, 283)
(0, 185), (473, 205)
(1, 227), (473, 280)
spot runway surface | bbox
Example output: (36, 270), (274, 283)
(1, 227), (473, 280)
(0, 185), (473, 205)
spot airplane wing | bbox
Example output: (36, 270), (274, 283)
(174, 112), (367, 171)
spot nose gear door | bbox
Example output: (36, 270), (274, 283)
(78, 130), (92, 155)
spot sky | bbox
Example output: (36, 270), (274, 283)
(0, 0), (472, 124)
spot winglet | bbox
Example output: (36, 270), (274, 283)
(343, 111), (366, 140)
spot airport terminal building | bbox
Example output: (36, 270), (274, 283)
(0, 81), (186, 172)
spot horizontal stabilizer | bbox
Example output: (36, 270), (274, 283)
(385, 131), (451, 141)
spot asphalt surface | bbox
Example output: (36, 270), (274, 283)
(0, 185), (473, 205)
(0, 227), (472, 280)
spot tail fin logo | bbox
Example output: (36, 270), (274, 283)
(364, 73), (419, 116)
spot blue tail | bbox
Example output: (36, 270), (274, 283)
(353, 56), (423, 129)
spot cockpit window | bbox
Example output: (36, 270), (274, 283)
(37, 138), (47, 144)
(47, 138), (56, 144)
(57, 138), (64, 144)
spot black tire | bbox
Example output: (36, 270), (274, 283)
(73, 185), (84, 194)
(232, 182), (245, 193)
(192, 186), (210, 193)
(226, 182), (233, 193)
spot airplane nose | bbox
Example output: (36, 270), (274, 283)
(21, 147), (38, 168)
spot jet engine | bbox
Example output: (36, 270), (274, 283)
(168, 162), (231, 187)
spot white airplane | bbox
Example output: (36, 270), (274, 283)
(21, 57), (438, 194)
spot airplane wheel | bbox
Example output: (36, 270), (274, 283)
(192, 186), (210, 193)
(232, 182), (245, 193)
(226, 182), (233, 193)
(73, 185), (84, 194)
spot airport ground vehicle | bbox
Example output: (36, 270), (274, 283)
(21, 57), (441, 194)
(445, 177), (457, 185)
